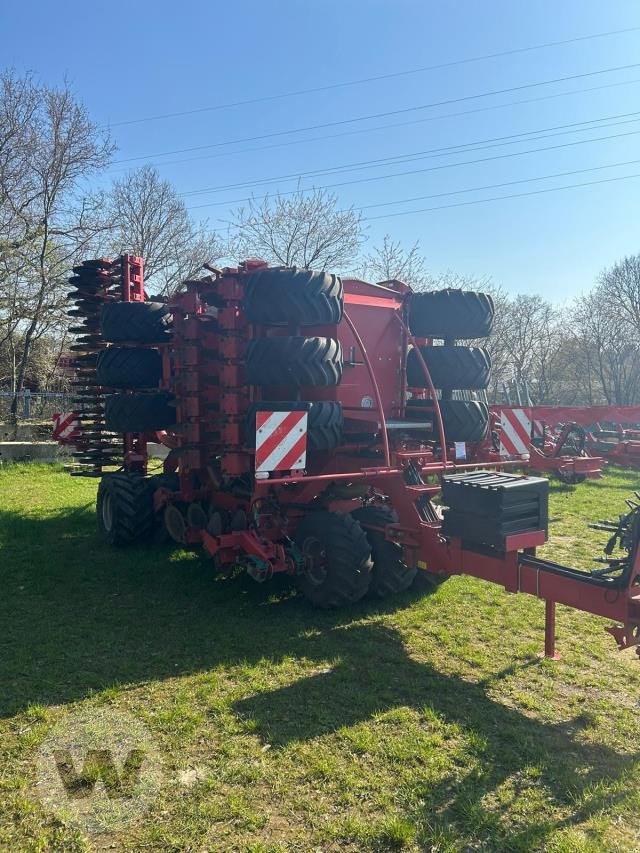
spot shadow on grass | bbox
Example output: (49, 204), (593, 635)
(2, 503), (637, 847)
(0, 504), (424, 718)
(233, 623), (638, 847)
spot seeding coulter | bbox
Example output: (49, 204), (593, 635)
(67, 256), (640, 659)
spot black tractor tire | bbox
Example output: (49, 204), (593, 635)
(105, 391), (176, 432)
(146, 472), (180, 543)
(406, 399), (489, 443)
(406, 345), (491, 389)
(408, 289), (494, 339)
(244, 267), (343, 326)
(97, 471), (154, 546)
(101, 301), (172, 343)
(294, 511), (372, 608)
(351, 505), (417, 597)
(246, 336), (342, 387)
(556, 470), (587, 485)
(96, 347), (162, 389)
(245, 401), (343, 451)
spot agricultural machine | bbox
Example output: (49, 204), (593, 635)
(586, 424), (640, 470)
(66, 256), (640, 659)
(510, 405), (640, 473)
(477, 410), (604, 485)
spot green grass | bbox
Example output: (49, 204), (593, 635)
(1, 463), (640, 851)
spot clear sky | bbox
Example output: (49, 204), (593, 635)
(3, 1), (639, 300)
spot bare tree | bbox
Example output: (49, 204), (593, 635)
(102, 165), (224, 296)
(572, 286), (640, 405)
(0, 72), (40, 254)
(230, 189), (363, 270)
(598, 254), (640, 333)
(0, 71), (113, 413)
(359, 234), (427, 288)
(494, 294), (558, 401)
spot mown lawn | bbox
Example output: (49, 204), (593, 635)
(0, 463), (639, 852)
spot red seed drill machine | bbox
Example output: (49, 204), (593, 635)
(66, 256), (640, 659)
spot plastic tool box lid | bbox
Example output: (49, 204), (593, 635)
(441, 470), (549, 548)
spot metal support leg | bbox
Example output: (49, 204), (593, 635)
(538, 599), (561, 660)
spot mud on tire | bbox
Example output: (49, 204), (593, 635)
(294, 511), (372, 607)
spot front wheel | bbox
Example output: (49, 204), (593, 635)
(97, 472), (154, 546)
(294, 512), (372, 607)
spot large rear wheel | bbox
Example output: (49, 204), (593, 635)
(351, 505), (417, 597)
(294, 512), (372, 607)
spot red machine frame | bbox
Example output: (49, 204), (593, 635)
(73, 258), (640, 661)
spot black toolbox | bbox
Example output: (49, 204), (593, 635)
(441, 470), (548, 548)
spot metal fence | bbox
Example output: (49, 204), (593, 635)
(0, 391), (74, 421)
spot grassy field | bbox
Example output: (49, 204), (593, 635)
(1, 464), (639, 852)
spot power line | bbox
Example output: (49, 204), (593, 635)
(181, 110), (640, 197)
(186, 127), (640, 210)
(106, 25), (640, 128)
(113, 62), (640, 165)
(363, 171), (640, 221)
(108, 76), (640, 173)
(352, 157), (640, 212)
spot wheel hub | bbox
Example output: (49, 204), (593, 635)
(301, 536), (328, 586)
(101, 493), (114, 532)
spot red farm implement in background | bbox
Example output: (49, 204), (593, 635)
(519, 405), (640, 472)
(66, 256), (640, 660)
(479, 406), (605, 484)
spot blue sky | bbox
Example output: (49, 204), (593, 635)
(3, 1), (639, 299)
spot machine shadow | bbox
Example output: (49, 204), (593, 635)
(233, 620), (638, 845)
(0, 506), (427, 718)
(3, 505), (635, 842)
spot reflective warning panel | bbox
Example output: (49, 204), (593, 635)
(255, 411), (308, 473)
(499, 408), (531, 458)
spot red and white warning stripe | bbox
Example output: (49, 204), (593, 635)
(532, 419), (544, 439)
(255, 410), (308, 474)
(52, 411), (81, 443)
(499, 408), (531, 457)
